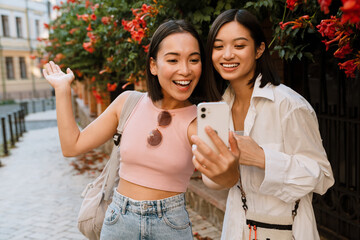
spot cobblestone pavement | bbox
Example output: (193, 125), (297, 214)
(0, 111), (221, 240)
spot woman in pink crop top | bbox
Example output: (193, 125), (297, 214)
(43, 20), (221, 239)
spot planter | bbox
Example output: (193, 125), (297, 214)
(86, 78), (97, 117)
(83, 81), (89, 106)
(75, 81), (83, 99)
(97, 90), (111, 116)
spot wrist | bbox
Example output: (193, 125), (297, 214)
(54, 84), (72, 95)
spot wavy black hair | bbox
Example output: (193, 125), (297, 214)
(146, 19), (221, 104)
(206, 9), (281, 95)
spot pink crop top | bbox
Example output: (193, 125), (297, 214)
(119, 93), (196, 192)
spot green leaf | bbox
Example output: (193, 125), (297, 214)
(279, 49), (285, 58)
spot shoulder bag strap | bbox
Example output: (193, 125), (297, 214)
(103, 91), (144, 200)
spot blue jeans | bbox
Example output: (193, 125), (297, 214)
(100, 189), (193, 240)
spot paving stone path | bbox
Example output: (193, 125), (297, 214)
(0, 111), (221, 240)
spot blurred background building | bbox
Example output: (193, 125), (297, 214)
(0, 0), (57, 100)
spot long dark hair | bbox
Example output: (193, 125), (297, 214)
(146, 19), (221, 104)
(206, 9), (280, 95)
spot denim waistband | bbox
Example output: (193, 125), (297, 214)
(112, 189), (185, 216)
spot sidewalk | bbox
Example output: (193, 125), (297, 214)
(0, 110), (221, 240)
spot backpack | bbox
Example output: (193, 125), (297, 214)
(77, 91), (144, 240)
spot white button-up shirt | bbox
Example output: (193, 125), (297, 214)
(221, 75), (334, 240)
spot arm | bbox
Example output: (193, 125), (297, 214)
(43, 61), (130, 157)
(191, 127), (240, 189)
(259, 107), (335, 203)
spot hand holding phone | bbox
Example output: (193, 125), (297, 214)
(197, 102), (229, 153)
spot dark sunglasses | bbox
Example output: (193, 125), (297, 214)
(147, 111), (172, 146)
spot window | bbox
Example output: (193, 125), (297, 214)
(5, 57), (14, 79)
(16, 17), (22, 38)
(2, 15), (9, 37)
(19, 57), (27, 79)
(35, 19), (40, 38)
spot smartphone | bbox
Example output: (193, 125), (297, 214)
(197, 102), (230, 153)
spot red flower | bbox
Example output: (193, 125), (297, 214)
(340, 0), (360, 24)
(143, 44), (149, 53)
(90, 76), (96, 82)
(87, 32), (96, 42)
(317, 16), (339, 39)
(86, 23), (92, 31)
(101, 16), (110, 25)
(99, 67), (111, 74)
(107, 56), (114, 62)
(91, 3), (99, 11)
(53, 5), (60, 11)
(122, 81), (132, 89)
(83, 42), (94, 53)
(286, 0), (302, 11)
(141, 4), (151, 12)
(69, 28), (79, 34)
(122, 20), (132, 31)
(85, 0), (91, 8)
(92, 90), (103, 104)
(54, 53), (65, 63)
(338, 59), (357, 78)
(279, 15), (311, 30)
(107, 83), (117, 92)
(318, 0), (332, 14)
(74, 70), (83, 78)
(44, 23), (50, 29)
(334, 42), (353, 58)
(79, 14), (89, 21)
(131, 29), (145, 44)
(90, 14), (97, 21)
(29, 55), (36, 60)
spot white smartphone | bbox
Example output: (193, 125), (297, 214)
(197, 102), (230, 153)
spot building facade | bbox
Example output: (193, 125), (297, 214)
(0, 0), (55, 100)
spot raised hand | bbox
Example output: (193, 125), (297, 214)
(43, 61), (74, 89)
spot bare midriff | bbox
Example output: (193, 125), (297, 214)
(117, 178), (182, 200)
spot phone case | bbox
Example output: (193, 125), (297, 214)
(197, 102), (229, 153)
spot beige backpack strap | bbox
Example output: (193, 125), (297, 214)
(103, 91), (144, 200)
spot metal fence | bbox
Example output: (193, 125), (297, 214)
(283, 45), (360, 239)
(0, 97), (56, 157)
(314, 105), (360, 240)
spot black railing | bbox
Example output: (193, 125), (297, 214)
(0, 97), (56, 158)
(314, 105), (360, 240)
(0, 109), (26, 156)
(283, 44), (360, 239)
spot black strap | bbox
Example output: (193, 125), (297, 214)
(246, 219), (293, 230)
(237, 169), (300, 218)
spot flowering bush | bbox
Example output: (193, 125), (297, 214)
(46, 0), (341, 101)
(245, 0), (360, 78)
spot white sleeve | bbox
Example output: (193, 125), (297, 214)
(259, 107), (334, 203)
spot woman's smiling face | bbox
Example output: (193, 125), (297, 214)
(150, 32), (202, 105)
(212, 21), (263, 83)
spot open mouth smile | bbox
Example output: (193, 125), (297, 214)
(173, 80), (191, 87)
(221, 63), (239, 68)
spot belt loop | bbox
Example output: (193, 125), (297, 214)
(121, 198), (128, 215)
(157, 200), (162, 218)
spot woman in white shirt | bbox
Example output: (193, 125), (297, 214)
(191, 9), (334, 240)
